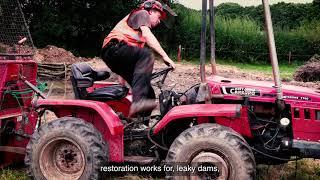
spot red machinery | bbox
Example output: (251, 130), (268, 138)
(1, 0), (320, 179)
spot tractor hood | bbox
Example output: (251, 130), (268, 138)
(207, 75), (320, 103)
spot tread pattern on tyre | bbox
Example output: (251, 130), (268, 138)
(165, 123), (256, 180)
(25, 117), (108, 180)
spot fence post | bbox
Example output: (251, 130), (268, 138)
(177, 45), (181, 62)
(288, 51), (292, 65)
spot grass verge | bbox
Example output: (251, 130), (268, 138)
(183, 58), (302, 80)
(0, 169), (28, 180)
(2, 159), (320, 180)
(217, 59), (302, 80)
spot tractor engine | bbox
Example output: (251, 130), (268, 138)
(244, 102), (294, 164)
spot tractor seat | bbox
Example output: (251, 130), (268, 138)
(86, 85), (128, 101)
(70, 62), (128, 101)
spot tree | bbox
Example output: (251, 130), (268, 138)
(20, 0), (140, 56)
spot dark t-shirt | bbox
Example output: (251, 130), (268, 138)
(127, 10), (151, 30)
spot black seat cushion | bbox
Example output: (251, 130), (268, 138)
(86, 85), (129, 101)
(71, 63), (110, 88)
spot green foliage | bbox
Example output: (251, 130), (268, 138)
(297, 20), (320, 52)
(215, 16), (266, 63)
(166, 1), (320, 64)
(257, 159), (320, 180)
(20, 0), (140, 56)
(16, 0), (320, 63)
(216, 3), (245, 19)
(216, 2), (311, 30)
(0, 169), (28, 180)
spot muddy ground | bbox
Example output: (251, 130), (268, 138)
(45, 57), (320, 100)
(35, 45), (320, 96)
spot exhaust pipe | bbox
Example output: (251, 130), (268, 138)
(196, 0), (211, 104)
(262, 0), (283, 101)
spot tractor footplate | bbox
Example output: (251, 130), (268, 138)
(124, 155), (157, 165)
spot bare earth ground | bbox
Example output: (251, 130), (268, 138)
(86, 58), (320, 92)
(34, 45), (320, 94)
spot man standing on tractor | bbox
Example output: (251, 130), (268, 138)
(101, 0), (176, 117)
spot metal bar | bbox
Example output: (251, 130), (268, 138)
(200, 0), (207, 83)
(0, 146), (26, 154)
(17, 0), (35, 50)
(292, 140), (320, 158)
(24, 80), (47, 99)
(262, 0), (283, 100)
(209, 0), (217, 75)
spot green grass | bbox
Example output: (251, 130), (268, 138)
(2, 159), (320, 180)
(257, 159), (320, 180)
(0, 169), (28, 180)
(183, 58), (302, 80)
(217, 60), (302, 80)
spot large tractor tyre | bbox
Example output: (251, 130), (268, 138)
(25, 117), (108, 180)
(165, 123), (256, 180)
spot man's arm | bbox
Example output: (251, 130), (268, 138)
(140, 26), (176, 69)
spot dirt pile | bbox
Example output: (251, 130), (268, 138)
(34, 45), (93, 64)
(0, 43), (34, 55)
(293, 54), (320, 82)
(89, 59), (320, 92)
(34, 45), (105, 80)
(0, 43), (9, 53)
(32, 45), (320, 91)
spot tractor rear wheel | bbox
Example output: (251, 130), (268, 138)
(165, 123), (256, 180)
(25, 117), (108, 180)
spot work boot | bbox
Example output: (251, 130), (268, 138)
(129, 99), (157, 117)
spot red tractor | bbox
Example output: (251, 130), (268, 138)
(1, 0), (320, 179)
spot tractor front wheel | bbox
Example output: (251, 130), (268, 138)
(25, 117), (108, 180)
(165, 123), (256, 180)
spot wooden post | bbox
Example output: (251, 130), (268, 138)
(288, 51), (292, 65)
(200, 0), (207, 83)
(209, 0), (217, 75)
(177, 45), (181, 62)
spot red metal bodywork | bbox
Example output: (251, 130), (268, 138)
(36, 99), (124, 162)
(153, 104), (252, 138)
(0, 58), (38, 167)
(207, 75), (320, 142)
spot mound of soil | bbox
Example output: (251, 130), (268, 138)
(293, 54), (320, 82)
(34, 45), (92, 64)
(0, 43), (9, 53)
(32, 46), (319, 91)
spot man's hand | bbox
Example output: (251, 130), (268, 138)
(163, 56), (176, 69)
(141, 26), (176, 69)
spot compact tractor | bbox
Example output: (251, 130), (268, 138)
(1, 0), (320, 179)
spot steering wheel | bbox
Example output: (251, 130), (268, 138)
(151, 66), (174, 86)
(151, 66), (173, 83)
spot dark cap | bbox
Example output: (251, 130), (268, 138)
(141, 0), (176, 20)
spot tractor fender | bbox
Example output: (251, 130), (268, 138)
(35, 99), (124, 162)
(35, 99), (123, 135)
(153, 104), (242, 135)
